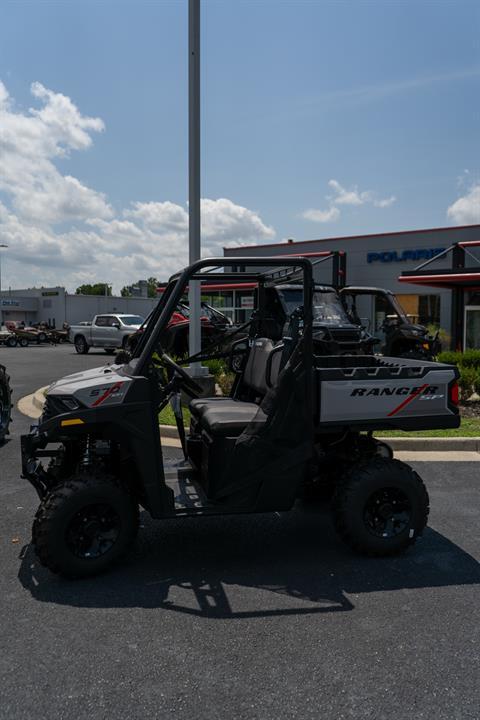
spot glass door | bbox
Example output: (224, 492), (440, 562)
(464, 306), (480, 349)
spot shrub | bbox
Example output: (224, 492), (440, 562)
(217, 371), (235, 396)
(437, 349), (480, 369)
(203, 358), (227, 379)
(460, 349), (480, 369)
(458, 366), (477, 402)
(437, 350), (462, 366)
(427, 324), (451, 348)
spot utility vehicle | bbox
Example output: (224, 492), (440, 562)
(21, 258), (460, 579)
(125, 301), (233, 358)
(340, 287), (441, 360)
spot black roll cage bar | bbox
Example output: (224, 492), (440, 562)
(126, 255), (314, 429)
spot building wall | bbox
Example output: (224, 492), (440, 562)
(0, 288), (157, 326)
(224, 224), (480, 337)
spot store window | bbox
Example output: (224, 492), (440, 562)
(394, 294), (440, 326)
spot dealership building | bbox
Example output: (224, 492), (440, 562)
(220, 224), (480, 350)
(0, 287), (156, 328)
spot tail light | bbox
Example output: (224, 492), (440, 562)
(450, 381), (459, 407)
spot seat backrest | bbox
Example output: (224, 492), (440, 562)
(242, 338), (273, 395)
(243, 338), (283, 396)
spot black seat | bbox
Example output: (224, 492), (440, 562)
(201, 403), (265, 437)
(189, 338), (281, 428)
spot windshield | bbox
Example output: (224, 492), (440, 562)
(120, 315), (144, 326)
(278, 288), (352, 326)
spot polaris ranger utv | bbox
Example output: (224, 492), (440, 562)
(21, 258), (460, 578)
(340, 287), (441, 360)
(265, 283), (375, 354)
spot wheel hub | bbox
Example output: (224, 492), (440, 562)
(364, 488), (411, 539)
(66, 503), (120, 560)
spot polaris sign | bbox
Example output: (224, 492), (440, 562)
(367, 247), (445, 264)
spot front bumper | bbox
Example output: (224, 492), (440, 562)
(21, 426), (52, 499)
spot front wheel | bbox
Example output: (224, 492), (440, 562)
(19, 337), (28, 348)
(332, 457), (429, 556)
(5, 336), (17, 348)
(74, 335), (90, 354)
(32, 474), (139, 578)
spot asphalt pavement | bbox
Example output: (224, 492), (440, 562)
(0, 343), (479, 720)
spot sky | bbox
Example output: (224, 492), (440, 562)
(0, 0), (479, 293)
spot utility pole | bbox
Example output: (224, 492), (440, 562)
(188, 0), (204, 376)
(0, 243), (7, 295)
(0, 244), (8, 326)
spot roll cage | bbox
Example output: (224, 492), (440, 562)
(123, 256), (314, 419)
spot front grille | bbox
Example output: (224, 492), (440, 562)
(41, 395), (66, 422)
(330, 329), (361, 343)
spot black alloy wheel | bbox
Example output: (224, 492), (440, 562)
(32, 474), (139, 578)
(66, 503), (121, 559)
(333, 457), (429, 556)
(0, 367), (12, 442)
(363, 487), (411, 539)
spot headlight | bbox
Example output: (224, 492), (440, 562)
(60, 396), (81, 411)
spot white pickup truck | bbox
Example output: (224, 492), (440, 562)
(69, 314), (144, 354)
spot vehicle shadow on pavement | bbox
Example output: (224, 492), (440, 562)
(18, 507), (480, 619)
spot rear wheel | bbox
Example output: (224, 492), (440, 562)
(5, 336), (17, 348)
(0, 365), (12, 443)
(19, 337), (28, 348)
(74, 335), (90, 354)
(32, 473), (139, 578)
(332, 457), (429, 556)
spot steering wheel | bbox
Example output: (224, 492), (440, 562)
(160, 353), (203, 396)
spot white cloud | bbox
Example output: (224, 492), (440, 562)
(0, 80), (275, 292)
(373, 196), (396, 208)
(327, 179), (371, 206)
(447, 184), (480, 224)
(303, 179), (396, 223)
(302, 207), (340, 223)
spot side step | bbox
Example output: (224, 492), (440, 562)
(164, 459), (210, 512)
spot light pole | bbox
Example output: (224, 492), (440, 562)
(0, 243), (7, 295)
(0, 244), (8, 327)
(188, 0), (205, 376)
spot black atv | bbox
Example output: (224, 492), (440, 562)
(21, 257), (459, 579)
(340, 287), (441, 360)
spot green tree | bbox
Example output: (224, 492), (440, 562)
(75, 283), (112, 296)
(120, 286), (132, 297)
(146, 277), (159, 298)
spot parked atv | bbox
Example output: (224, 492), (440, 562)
(265, 284), (376, 355)
(0, 364), (12, 443)
(0, 328), (18, 347)
(21, 257), (459, 579)
(340, 287), (441, 360)
(125, 301), (234, 358)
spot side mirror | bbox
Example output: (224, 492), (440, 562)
(112, 321), (121, 329)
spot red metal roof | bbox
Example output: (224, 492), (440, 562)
(224, 224), (480, 252)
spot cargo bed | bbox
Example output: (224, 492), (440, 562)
(314, 355), (460, 432)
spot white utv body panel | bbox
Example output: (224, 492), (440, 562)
(47, 364), (131, 409)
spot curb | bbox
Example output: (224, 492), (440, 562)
(379, 437), (480, 452)
(32, 386), (49, 411)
